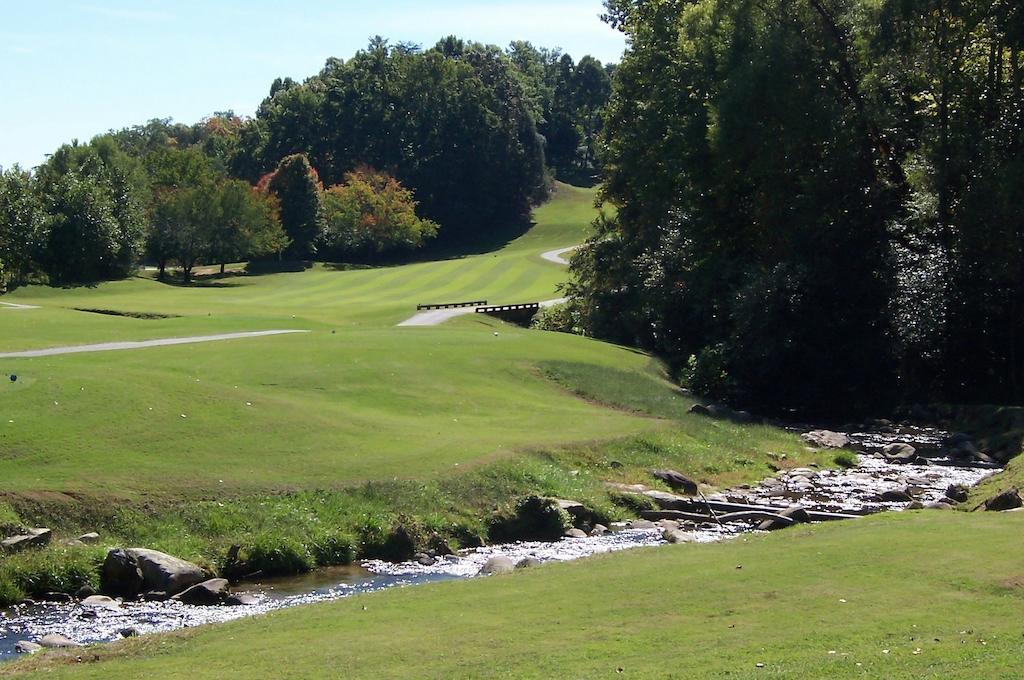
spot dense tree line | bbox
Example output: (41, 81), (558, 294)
(1, 38), (613, 287)
(570, 0), (1024, 415)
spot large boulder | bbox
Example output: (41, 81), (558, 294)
(102, 548), (207, 598)
(478, 556), (516, 576)
(662, 529), (694, 544)
(14, 641), (42, 654)
(643, 490), (690, 510)
(38, 633), (82, 649)
(81, 595), (120, 611)
(984, 488), (1023, 512)
(651, 470), (699, 495)
(172, 578), (230, 606)
(882, 443), (918, 463)
(552, 499), (592, 526)
(801, 431), (851, 449)
(945, 485), (970, 504)
(2, 528), (52, 554)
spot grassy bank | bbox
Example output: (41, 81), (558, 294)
(0, 361), (829, 604)
(5, 512), (1021, 678)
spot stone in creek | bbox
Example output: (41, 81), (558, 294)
(882, 443), (918, 463)
(628, 519), (657, 530)
(879, 489), (914, 503)
(564, 528), (588, 539)
(414, 553), (436, 566)
(800, 431), (850, 449)
(41, 592), (74, 603)
(589, 524), (608, 536)
(906, 501), (926, 510)
(119, 628), (139, 638)
(2, 528), (52, 553)
(15, 641), (42, 654)
(756, 506), (811, 531)
(76, 585), (97, 599)
(925, 501), (954, 511)
(82, 594), (121, 610)
(650, 469), (699, 495)
(515, 557), (543, 570)
(984, 488), (1023, 512)
(478, 556), (516, 575)
(38, 633), (82, 648)
(662, 529), (695, 544)
(172, 578), (230, 606)
(643, 490), (691, 510)
(78, 532), (100, 544)
(225, 593), (260, 606)
(553, 499), (592, 525)
(102, 548), (207, 598)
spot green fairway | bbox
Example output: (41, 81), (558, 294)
(6, 512), (1021, 679)
(0, 184), (647, 498)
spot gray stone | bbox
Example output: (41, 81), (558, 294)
(225, 593), (259, 606)
(414, 553), (436, 566)
(172, 578), (230, 606)
(15, 641), (42, 654)
(880, 489), (914, 503)
(38, 633), (82, 648)
(984, 488), (1023, 512)
(552, 499), (591, 524)
(801, 431), (851, 449)
(82, 595), (120, 610)
(119, 628), (139, 638)
(478, 556), (516, 575)
(2, 528), (52, 553)
(662, 529), (694, 544)
(643, 489), (690, 510)
(945, 485), (969, 504)
(756, 506), (811, 531)
(563, 528), (588, 539)
(628, 519), (657, 530)
(515, 557), (543, 570)
(651, 469), (699, 495)
(76, 585), (96, 599)
(41, 592), (74, 603)
(78, 532), (100, 544)
(906, 501), (926, 510)
(882, 443), (917, 462)
(925, 501), (954, 510)
(589, 524), (608, 536)
(688, 403), (711, 416)
(102, 548), (207, 598)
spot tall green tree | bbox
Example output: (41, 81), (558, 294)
(259, 154), (325, 259)
(0, 167), (48, 289)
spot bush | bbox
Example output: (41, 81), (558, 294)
(243, 534), (313, 577)
(532, 302), (580, 334)
(833, 451), (858, 468)
(0, 547), (102, 606)
(681, 345), (732, 400)
(487, 495), (572, 543)
(608, 490), (657, 515)
(309, 532), (357, 566)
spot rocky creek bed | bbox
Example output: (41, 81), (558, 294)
(0, 424), (1004, 662)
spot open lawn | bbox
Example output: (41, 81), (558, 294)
(0, 184), (649, 498)
(5, 511), (1022, 679)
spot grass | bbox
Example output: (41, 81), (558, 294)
(5, 511), (1022, 678)
(0, 181), (833, 604)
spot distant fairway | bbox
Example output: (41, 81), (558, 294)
(0, 184), (657, 498)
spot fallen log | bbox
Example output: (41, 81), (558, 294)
(716, 511), (796, 526)
(640, 510), (719, 523)
(640, 492), (860, 522)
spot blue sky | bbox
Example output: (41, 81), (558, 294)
(0, 1), (624, 170)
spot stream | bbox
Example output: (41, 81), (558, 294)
(0, 425), (999, 662)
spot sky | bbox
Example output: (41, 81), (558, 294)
(0, 0), (625, 170)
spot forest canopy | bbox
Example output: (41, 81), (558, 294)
(570, 0), (1024, 414)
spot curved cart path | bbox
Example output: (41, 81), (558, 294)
(0, 301), (41, 310)
(539, 245), (578, 265)
(0, 330), (309, 359)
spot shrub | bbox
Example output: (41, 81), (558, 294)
(309, 532), (357, 566)
(487, 495), (572, 543)
(833, 451), (858, 468)
(243, 534), (313, 576)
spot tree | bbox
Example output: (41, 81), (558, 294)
(259, 154), (324, 259)
(322, 167), (438, 259)
(208, 180), (287, 273)
(35, 141), (146, 284)
(0, 167), (48, 289)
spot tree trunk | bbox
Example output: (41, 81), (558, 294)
(220, 262), (226, 276)
(157, 259), (167, 281)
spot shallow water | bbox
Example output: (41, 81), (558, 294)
(0, 427), (1001, 662)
